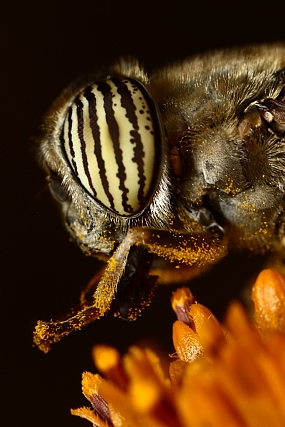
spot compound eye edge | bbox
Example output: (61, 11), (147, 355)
(47, 175), (69, 203)
(61, 77), (164, 217)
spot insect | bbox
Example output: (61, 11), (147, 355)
(34, 44), (285, 352)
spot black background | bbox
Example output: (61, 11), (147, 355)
(2, 1), (285, 426)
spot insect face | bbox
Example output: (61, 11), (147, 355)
(34, 44), (285, 352)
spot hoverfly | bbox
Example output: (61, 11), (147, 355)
(34, 44), (285, 352)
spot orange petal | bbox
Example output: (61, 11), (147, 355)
(93, 345), (129, 389)
(252, 269), (285, 333)
(71, 406), (108, 427)
(190, 303), (226, 353)
(93, 345), (120, 372)
(172, 320), (204, 362)
(82, 372), (102, 399)
(169, 359), (188, 390)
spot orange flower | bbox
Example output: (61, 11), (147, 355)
(72, 268), (285, 427)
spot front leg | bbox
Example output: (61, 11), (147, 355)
(33, 227), (226, 352)
(33, 228), (151, 352)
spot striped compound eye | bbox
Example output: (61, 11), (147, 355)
(62, 77), (163, 216)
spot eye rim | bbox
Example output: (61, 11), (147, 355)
(60, 75), (166, 219)
(277, 85), (285, 103)
(47, 172), (69, 203)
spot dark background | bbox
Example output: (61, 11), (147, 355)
(2, 1), (285, 426)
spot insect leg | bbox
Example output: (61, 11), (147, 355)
(33, 228), (150, 352)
